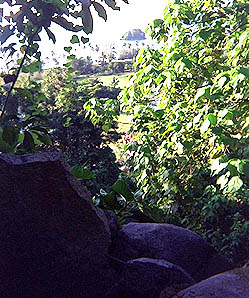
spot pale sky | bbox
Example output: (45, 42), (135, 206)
(0, 1), (166, 68)
(40, 1), (166, 48)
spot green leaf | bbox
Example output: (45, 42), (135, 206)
(207, 113), (217, 126)
(227, 176), (243, 192)
(67, 54), (76, 60)
(199, 29), (213, 41)
(81, 4), (93, 34)
(239, 67), (249, 78)
(68, 67), (75, 74)
(98, 191), (121, 210)
(81, 36), (89, 44)
(64, 46), (72, 52)
(238, 160), (249, 176)
(14, 88), (33, 99)
(2, 125), (18, 146)
(194, 86), (210, 102)
(70, 35), (80, 44)
(23, 131), (35, 152)
(104, 0), (120, 10)
(22, 61), (42, 73)
(227, 164), (238, 177)
(45, 27), (56, 43)
(217, 174), (229, 189)
(219, 134), (233, 146)
(53, 16), (83, 32)
(93, 2), (107, 21)
(72, 166), (95, 180)
(225, 111), (234, 120)
(102, 124), (111, 132)
(0, 137), (12, 153)
(37, 134), (52, 145)
(112, 179), (134, 201)
(154, 109), (164, 118)
(182, 58), (192, 69)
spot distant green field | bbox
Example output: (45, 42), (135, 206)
(78, 72), (133, 89)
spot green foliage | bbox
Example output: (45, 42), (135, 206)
(0, 0), (128, 155)
(122, 0), (249, 265)
(72, 165), (95, 180)
(41, 70), (121, 194)
(72, 56), (94, 75)
(93, 173), (165, 225)
(0, 0), (129, 53)
(84, 96), (120, 132)
(0, 112), (51, 154)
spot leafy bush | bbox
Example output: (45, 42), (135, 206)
(41, 71), (121, 194)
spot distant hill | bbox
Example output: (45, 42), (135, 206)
(121, 29), (146, 41)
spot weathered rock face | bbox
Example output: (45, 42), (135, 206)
(108, 257), (194, 298)
(103, 209), (119, 240)
(0, 152), (116, 298)
(173, 267), (249, 298)
(110, 223), (232, 282)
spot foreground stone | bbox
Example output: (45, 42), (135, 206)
(0, 152), (116, 298)
(110, 223), (232, 281)
(173, 267), (249, 298)
(108, 257), (194, 298)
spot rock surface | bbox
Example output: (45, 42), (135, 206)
(173, 267), (249, 298)
(0, 152), (116, 298)
(103, 209), (119, 239)
(108, 257), (194, 298)
(110, 222), (232, 281)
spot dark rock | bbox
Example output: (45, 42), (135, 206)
(103, 209), (119, 239)
(108, 257), (194, 298)
(174, 267), (249, 298)
(0, 152), (117, 298)
(110, 223), (232, 282)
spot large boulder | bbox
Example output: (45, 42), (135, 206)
(0, 152), (117, 298)
(110, 223), (232, 281)
(173, 267), (249, 298)
(108, 257), (194, 298)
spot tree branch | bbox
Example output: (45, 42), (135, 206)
(0, 28), (40, 120)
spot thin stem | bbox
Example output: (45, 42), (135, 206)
(0, 28), (40, 120)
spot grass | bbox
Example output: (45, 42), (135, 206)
(77, 72), (133, 89)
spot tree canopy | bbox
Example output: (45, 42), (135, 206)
(122, 0), (249, 263)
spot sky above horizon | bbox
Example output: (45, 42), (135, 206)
(40, 0), (166, 49)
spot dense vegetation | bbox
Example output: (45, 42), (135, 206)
(0, 0), (249, 266)
(121, 0), (249, 265)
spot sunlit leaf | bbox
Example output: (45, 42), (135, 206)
(70, 35), (80, 44)
(207, 113), (217, 126)
(227, 176), (243, 192)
